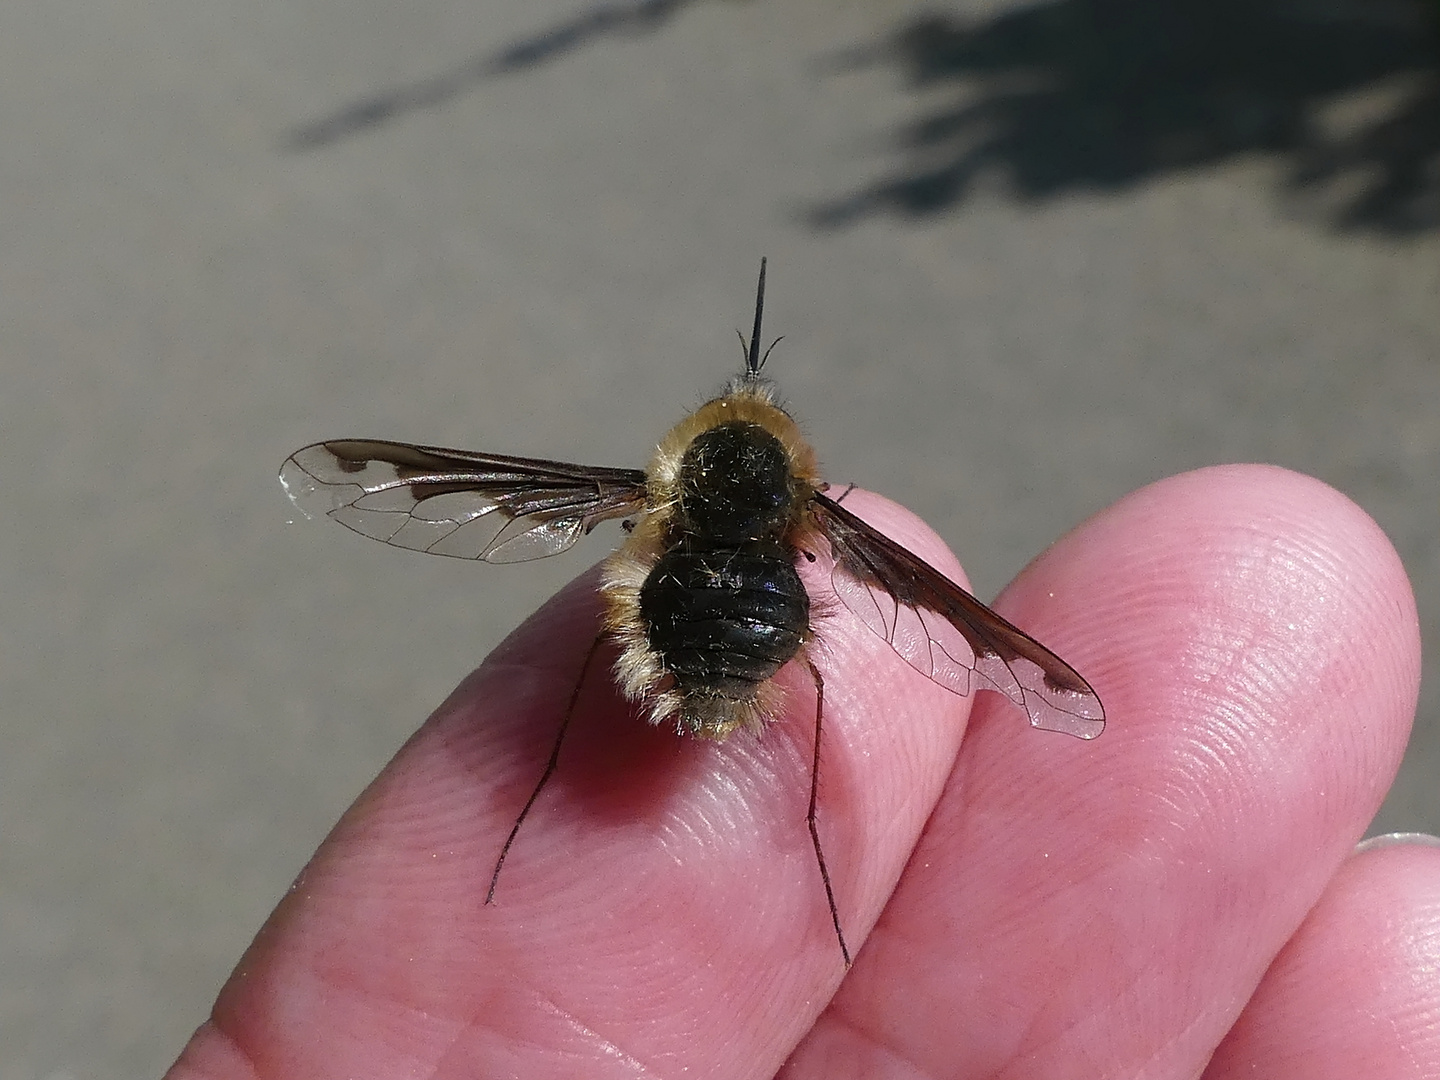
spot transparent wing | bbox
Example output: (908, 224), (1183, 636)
(811, 492), (1105, 738)
(280, 439), (649, 563)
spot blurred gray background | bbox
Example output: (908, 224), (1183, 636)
(2, 0), (1437, 1074)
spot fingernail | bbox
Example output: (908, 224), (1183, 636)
(1356, 832), (1440, 853)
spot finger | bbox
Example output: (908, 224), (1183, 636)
(1204, 836), (1440, 1079)
(166, 490), (975, 1080)
(784, 465), (1420, 1079)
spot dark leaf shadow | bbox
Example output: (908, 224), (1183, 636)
(811, 0), (1440, 233)
(283, 0), (695, 150)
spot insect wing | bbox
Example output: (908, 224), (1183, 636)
(280, 439), (648, 562)
(811, 492), (1104, 738)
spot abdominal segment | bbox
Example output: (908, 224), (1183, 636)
(638, 540), (809, 736)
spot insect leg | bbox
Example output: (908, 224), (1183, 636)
(485, 629), (605, 904)
(805, 656), (852, 967)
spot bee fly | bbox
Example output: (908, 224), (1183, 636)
(280, 260), (1105, 966)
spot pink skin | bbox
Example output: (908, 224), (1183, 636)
(167, 465), (1427, 1080)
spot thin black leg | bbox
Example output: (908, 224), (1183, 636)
(806, 657), (852, 967)
(486, 630), (605, 904)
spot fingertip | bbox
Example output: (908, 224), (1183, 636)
(796, 466), (1423, 1080)
(1206, 839), (1440, 1079)
(1008, 464), (1418, 809)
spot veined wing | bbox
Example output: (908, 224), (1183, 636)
(811, 491), (1104, 738)
(280, 439), (649, 563)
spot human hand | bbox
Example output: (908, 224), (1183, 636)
(167, 465), (1432, 1079)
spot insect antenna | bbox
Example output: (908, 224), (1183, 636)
(745, 257), (768, 377)
(737, 257), (786, 379)
(736, 254), (773, 381)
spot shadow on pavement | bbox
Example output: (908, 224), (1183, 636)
(282, 0), (695, 150)
(812, 0), (1440, 233)
(282, 0), (1439, 233)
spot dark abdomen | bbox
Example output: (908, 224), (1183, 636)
(638, 540), (809, 700)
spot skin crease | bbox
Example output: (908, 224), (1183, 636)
(166, 465), (1428, 1080)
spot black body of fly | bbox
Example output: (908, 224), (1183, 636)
(638, 422), (811, 713)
